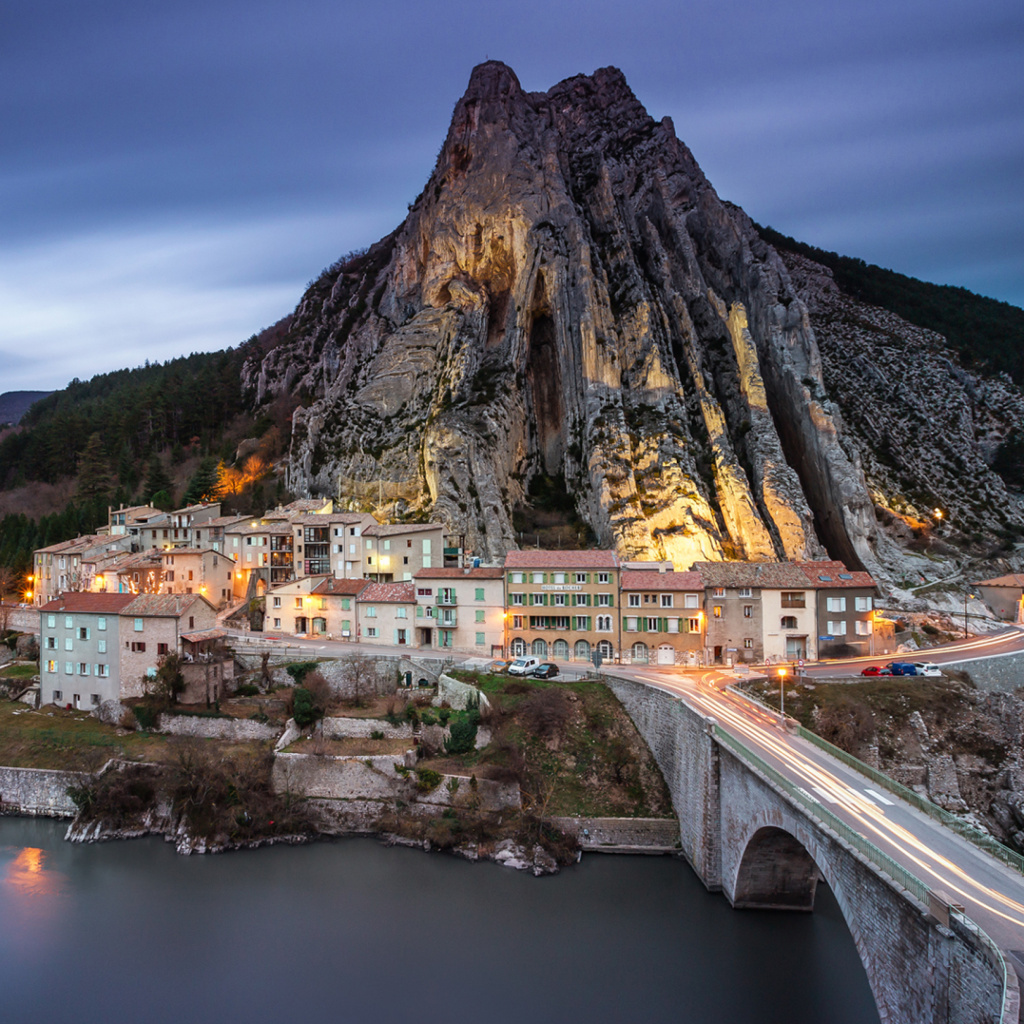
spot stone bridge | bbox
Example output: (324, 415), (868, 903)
(607, 676), (1018, 1024)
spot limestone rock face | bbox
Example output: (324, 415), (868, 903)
(244, 62), (1020, 572)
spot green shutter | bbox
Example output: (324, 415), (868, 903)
(608, 593), (614, 607)
(475, 587), (484, 601)
(543, 594), (549, 606)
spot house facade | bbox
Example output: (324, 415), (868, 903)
(362, 523), (446, 582)
(619, 570), (705, 665)
(32, 535), (132, 606)
(975, 574), (1024, 623)
(412, 567), (504, 654)
(504, 550), (621, 662)
(357, 581), (418, 647)
(162, 548), (236, 609)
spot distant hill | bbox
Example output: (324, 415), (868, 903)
(0, 391), (52, 426)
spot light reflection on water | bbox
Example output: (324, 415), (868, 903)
(3, 846), (66, 896)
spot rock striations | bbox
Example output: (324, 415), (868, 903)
(244, 62), (1023, 575)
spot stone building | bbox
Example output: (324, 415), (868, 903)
(161, 548), (236, 609)
(504, 550), (621, 662)
(356, 581), (418, 647)
(619, 569), (704, 665)
(412, 566), (504, 655)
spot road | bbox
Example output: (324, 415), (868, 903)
(617, 662), (1024, 954)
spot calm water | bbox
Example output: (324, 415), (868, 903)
(0, 818), (879, 1024)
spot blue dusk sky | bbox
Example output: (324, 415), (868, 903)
(2, 0), (1021, 392)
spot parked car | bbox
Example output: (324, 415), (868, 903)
(913, 663), (943, 677)
(508, 656), (542, 676)
(887, 662), (919, 676)
(860, 665), (885, 676)
(531, 662), (559, 679)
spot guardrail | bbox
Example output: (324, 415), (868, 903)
(711, 722), (1016, 1024)
(726, 683), (1024, 876)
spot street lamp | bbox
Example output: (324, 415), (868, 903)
(778, 666), (788, 721)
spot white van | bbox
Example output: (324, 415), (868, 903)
(508, 656), (541, 676)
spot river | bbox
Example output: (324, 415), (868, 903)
(0, 817), (879, 1023)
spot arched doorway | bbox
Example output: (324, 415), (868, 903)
(510, 637), (526, 657)
(574, 639), (591, 661)
(631, 641), (648, 664)
(597, 639), (614, 660)
(531, 638), (548, 657)
(552, 638), (569, 660)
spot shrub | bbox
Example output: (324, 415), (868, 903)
(370, 730), (385, 740)
(292, 687), (322, 729)
(445, 716), (478, 755)
(285, 661), (319, 684)
(415, 768), (443, 792)
(438, 708), (451, 724)
(234, 684), (259, 697)
(132, 703), (159, 731)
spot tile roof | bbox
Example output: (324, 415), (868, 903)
(504, 549), (620, 569)
(357, 581), (417, 603)
(289, 512), (373, 526)
(40, 593), (136, 614)
(311, 577), (371, 597)
(363, 522), (444, 536)
(621, 570), (704, 591)
(413, 567), (504, 579)
(121, 594), (213, 617)
(976, 574), (1024, 588)
(181, 629), (227, 643)
(792, 561), (877, 589)
(691, 561), (814, 588)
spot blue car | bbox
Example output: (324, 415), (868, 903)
(887, 662), (919, 676)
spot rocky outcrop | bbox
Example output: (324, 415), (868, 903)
(244, 61), (1023, 574)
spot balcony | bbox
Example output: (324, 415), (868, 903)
(437, 593), (457, 606)
(437, 610), (457, 627)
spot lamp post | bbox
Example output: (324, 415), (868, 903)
(778, 666), (787, 721)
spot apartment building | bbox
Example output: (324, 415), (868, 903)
(504, 550), (621, 662)
(413, 567), (504, 654)
(362, 523), (446, 582)
(290, 512), (378, 579)
(162, 548), (236, 609)
(619, 570), (705, 665)
(795, 561), (884, 658)
(167, 503), (223, 547)
(357, 581), (418, 646)
(32, 535), (132, 606)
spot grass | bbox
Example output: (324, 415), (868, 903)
(0, 664), (37, 679)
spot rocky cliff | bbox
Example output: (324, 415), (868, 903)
(244, 61), (1023, 574)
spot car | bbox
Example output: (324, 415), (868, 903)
(860, 665), (885, 676)
(508, 656), (541, 676)
(484, 659), (510, 674)
(887, 662), (919, 676)
(913, 663), (943, 677)
(531, 662), (559, 679)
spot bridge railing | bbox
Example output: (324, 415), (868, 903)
(725, 683), (1024, 876)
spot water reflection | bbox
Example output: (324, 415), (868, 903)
(1, 843), (68, 952)
(4, 847), (63, 896)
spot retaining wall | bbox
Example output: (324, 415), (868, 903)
(155, 714), (280, 743)
(322, 717), (414, 740)
(0, 765), (86, 817)
(941, 650), (1024, 694)
(548, 817), (680, 851)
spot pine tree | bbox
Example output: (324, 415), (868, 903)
(143, 454), (173, 505)
(183, 457), (218, 506)
(76, 433), (112, 502)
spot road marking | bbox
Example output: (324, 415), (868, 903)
(865, 788), (895, 806)
(812, 786), (840, 804)
(797, 787), (818, 804)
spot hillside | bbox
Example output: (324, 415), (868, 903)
(0, 392), (51, 427)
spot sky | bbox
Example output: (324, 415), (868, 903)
(2, 0), (1022, 393)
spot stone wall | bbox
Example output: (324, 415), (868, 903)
(155, 713), (280, 742)
(322, 717), (414, 740)
(232, 651), (448, 694)
(0, 765), (87, 817)
(941, 650), (1024, 694)
(547, 817), (680, 851)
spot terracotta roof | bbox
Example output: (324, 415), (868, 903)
(121, 594), (213, 617)
(311, 577), (371, 597)
(976, 574), (1024, 588)
(204, 515), (251, 528)
(413, 567), (504, 579)
(691, 561), (813, 588)
(279, 499), (332, 512)
(621, 570), (704, 591)
(793, 561), (877, 589)
(504, 549), (620, 569)
(181, 629), (227, 643)
(289, 512), (372, 526)
(363, 522), (444, 536)
(35, 534), (113, 555)
(40, 593), (136, 614)
(358, 581), (417, 603)
(172, 503), (220, 515)
(161, 547), (230, 558)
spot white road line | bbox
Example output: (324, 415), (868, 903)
(865, 788), (895, 806)
(811, 786), (840, 804)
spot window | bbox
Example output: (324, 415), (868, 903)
(64, 662), (73, 675)
(65, 615), (73, 628)
(781, 592), (806, 608)
(827, 621), (847, 636)
(366, 627), (378, 638)
(97, 639), (106, 654)
(417, 588), (433, 597)
(188, 617), (194, 629)
(628, 594), (640, 607)
(596, 615), (612, 632)
(294, 597), (304, 609)
(509, 573), (524, 584)
(661, 594), (673, 608)
(341, 598), (351, 611)
(597, 594), (611, 607)
(46, 660), (57, 673)
(512, 615), (523, 629)
(826, 596), (847, 613)
(548, 593), (564, 607)
(626, 616), (638, 632)
(552, 573), (566, 585)
(475, 632), (485, 646)
(855, 620), (872, 635)
(53, 690), (63, 702)
(90, 693), (101, 706)
(396, 608), (408, 619)
(855, 596), (873, 612)
(572, 593), (587, 607)
(475, 587), (485, 601)
(157, 643), (169, 655)
(531, 572), (544, 584)
(78, 626), (89, 640)
(45, 636), (56, 650)
(574, 573), (588, 584)
(713, 606), (722, 618)
(47, 614), (56, 628)
(743, 605), (752, 618)
(738, 587), (752, 598)
(475, 610), (485, 623)
(96, 665), (108, 678)
(646, 617), (659, 632)
(572, 616), (591, 631)
(365, 607), (377, 618)
(273, 618), (281, 628)
(684, 593), (699, 609)
(712, 587), (725, 598)
(597, 572), (610, 585)
(531, 593), (545, 606)
(65, 637), (73, 651)
(666, 618), (680, 633)
(781, 616), (798, 629)
(134, 618), (144, 632)
(78, 663), (89, 676)
(97, 617), (107, 631)
(743, 638), (753, 649)
(131, 642), (146, 652)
